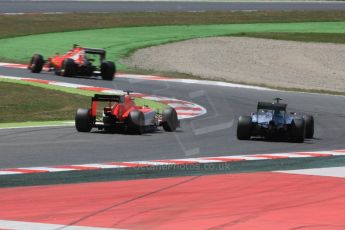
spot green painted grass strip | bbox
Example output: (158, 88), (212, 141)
(1, 22), (345, 68)
(0, 78), (95, 96)
(0, 120), (73, 129)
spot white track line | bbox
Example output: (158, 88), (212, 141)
(0, 123), (74, 130)
(17, 167), (76, 172)
(0, 171), (22, 175)
(0, 219), (123, 230)
(72, 164), (127, 169)
(118, 74), (271, 91)
(171, 158), (224, 163)
(125, 161), (175, 166)
(276, 166), (345, 179)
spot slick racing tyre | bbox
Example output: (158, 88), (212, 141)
(29, 54), (44, 73)
(162, 107), (178, 132)
(75, 108), (93, 132)
(127, 110), (144, 135)
(291, 118), (305, 143)
(101, 61), (116, 81)
(61, 58), (76, 77)
(237, 116), (252, 140)
(303, 115), (314, 139)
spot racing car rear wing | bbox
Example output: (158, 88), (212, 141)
(92, 94), (124, 103)
(91, 94), (124, 117)
(257, 102), (287, 111)
(84, 48), (106, 59)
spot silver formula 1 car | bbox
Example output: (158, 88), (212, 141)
(237, 98), (314, 143)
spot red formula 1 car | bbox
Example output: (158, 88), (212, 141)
(28, 44), (116, 81)
(75, 93), (179, 134)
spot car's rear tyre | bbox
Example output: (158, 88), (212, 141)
(29, 54), (44, 73)
(237, 116), (252, 140)
(303, 115), (314, 139)
(75, 108), (93, 132)
(162, 107), (178, 132)
(291, 118), (305, 143)
(61, 58), (76, 77)
(127, 110), (144, 135)
(101, 61), (116, 81)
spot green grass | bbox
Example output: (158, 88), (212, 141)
(0, 81), (89, 122)
(0, 121), (73, 129)
(1, 21), (345, 68)
(1, 11), (345, 39)
(133, 97), (167, 114)
(0, 79), (167, 123)
(0, 78), (95, 96)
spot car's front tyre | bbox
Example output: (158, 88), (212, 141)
(29, 54), (44, 73)
(61, 58), (77, 77)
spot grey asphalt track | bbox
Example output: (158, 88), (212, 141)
(1, 66), (345, 169)
(1, 1), (345, 13)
